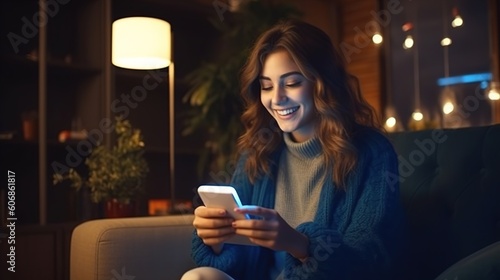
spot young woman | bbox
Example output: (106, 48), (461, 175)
(182, 19), (407, 280)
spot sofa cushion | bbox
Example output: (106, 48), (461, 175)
(389, 124), (500, 279)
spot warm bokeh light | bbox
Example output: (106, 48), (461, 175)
(412, 110), (424, 121)
(372, 33), (383, 44)
(441, 37), (452, 46)
(443, 102), (455, 114)
(452, 15), (463, 28)
(488, 82), (500, 100)
(402, 22), (414, 32)
(403, 35), (414, 49)
(488, 88), (500, 100)
(385, 117), (397, 128)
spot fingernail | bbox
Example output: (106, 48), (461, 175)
(232, 222), (237, 227)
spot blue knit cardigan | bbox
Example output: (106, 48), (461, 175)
(191, 128), (407, 280)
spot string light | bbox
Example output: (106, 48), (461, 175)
(489, 82), (500, 100)
(383, 106), (399, 132)
(451, 7), (464, 28)
(385, 117), (397, 129)
(402, 22), (414, 49)
(441, 37), (452, 46)
(372, 32), (383, 44)
(443, 102), (455, 114)
(403, 35), (414, 49)
(412, 110), (424, 121)
(441, 87), (456, 116)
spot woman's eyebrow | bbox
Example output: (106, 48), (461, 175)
(259, 71), (303, 81)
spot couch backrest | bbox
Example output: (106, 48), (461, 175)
(388, 124), (500, 280)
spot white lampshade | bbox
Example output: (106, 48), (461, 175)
(112, 17), (171, 70)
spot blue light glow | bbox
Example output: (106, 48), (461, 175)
(437, 72), (492, 86)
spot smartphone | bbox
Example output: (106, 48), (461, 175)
(197, 185), (255, 246)
(197, 185), (249, 220)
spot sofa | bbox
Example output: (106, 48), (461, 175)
(70, 124), (500, 280)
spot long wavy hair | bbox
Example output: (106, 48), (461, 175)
(237, 19), (380, 188)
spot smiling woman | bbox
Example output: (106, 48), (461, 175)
(183, 19), (408, 280)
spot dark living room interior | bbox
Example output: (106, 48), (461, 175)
(0, 0), (499, 279)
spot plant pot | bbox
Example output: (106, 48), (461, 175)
(104, 198), (136, 218)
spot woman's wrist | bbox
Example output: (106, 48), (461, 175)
(211, 243), (224, 255)
(289, 232), (309, 262)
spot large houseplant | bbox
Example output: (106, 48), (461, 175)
(53, 116), (149, 217)
(182, 1), (300, 179)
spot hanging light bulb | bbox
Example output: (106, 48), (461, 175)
(488, 82), (500, 100)
(372, 32), (383, 44)
(402, 22), (414, 49)
(403, 35), (414, 49)
(385, 116), (397, 129)
(412, 110), (424, 121)
(443, 102), (455, 114)
(452, 16), (463, 27)
(441, 86), (457, 115)
(383, 106), (399, 132)
(451, 7), (463, 28)
(441, 37), (452, 46)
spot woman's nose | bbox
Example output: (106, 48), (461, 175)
(272, 86), (287, 105)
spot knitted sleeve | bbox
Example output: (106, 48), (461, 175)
(283, 131), (406, 280)
(190, 154), (271, 280)
(190, 231), (246, 273)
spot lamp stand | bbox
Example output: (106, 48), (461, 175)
(169, 61), (176, 213)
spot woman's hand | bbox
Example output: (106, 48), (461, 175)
(233, 206), (309, 261)
(192, 206), (236, 253)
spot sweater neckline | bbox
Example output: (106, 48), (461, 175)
(283, 133), (322, 159)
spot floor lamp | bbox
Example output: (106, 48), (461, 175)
(112, 17), (176, 213)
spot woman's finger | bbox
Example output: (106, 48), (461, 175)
(194, 205), (230, 218)
(197, 227), (236, 246)
(197, 227), (235, 239)
(193, 216), (234, 230)
(234, 205), (279, 220)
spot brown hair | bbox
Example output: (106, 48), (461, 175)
(237, 19), (380, 188)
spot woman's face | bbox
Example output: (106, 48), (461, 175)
(260, 49), (317, 142)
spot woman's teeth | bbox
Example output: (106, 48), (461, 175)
(276, 107), (299, 116)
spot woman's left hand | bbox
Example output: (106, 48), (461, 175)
(233, 206), (309, 261)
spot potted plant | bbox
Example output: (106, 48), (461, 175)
(53, 116), (149, 218)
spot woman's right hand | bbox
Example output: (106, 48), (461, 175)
(192, 206), (236, 253)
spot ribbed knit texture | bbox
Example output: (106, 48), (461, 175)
(275, 133), (327, 228)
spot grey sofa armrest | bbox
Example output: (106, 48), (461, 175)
(435, 241), (500, 280)
(70, 214), (196, 280)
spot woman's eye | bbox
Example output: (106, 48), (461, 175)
(286, 81), (302, 87)
(261, 85), (273, 91)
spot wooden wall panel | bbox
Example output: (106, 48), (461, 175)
(338, 0), (384, 118)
